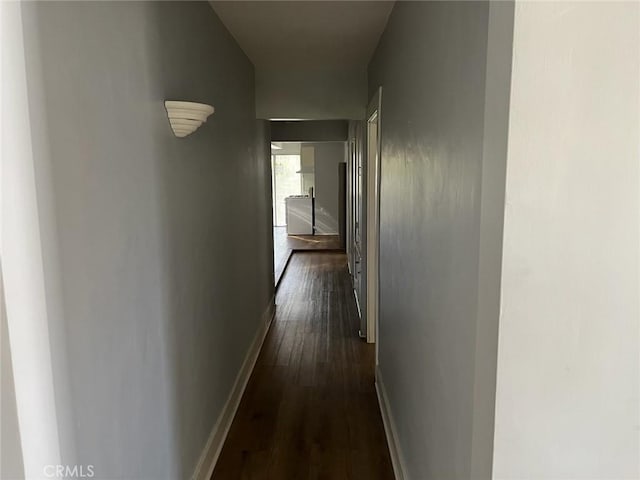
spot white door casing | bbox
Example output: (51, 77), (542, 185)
(366, 87), (382, 353)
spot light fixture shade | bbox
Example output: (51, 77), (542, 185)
(164, 100), (215, 138)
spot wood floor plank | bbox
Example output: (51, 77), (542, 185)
(211, 252), (394, 480)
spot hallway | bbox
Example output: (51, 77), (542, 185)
(212, 252), (394, 480)
(5, 2), (639, 479)
(273, 227), (342, 285)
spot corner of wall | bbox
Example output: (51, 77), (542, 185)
(470, 2), (515, 478)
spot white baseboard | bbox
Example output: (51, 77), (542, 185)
(191, 297), (276, 480)
(375, 366), (407, 480)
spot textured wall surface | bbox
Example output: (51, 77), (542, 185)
(368, 2), (513, 478)
(20, 2), (273, 478)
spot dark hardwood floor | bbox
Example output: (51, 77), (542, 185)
(273, 227), (343, 286)
(212, 252), (394, 480)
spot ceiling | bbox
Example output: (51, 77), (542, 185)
(209, 1), (394, 70)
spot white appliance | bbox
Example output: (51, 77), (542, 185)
(285, 196), (313, 234)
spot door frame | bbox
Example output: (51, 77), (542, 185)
(352, 122), (364, 330)
(366, 87), (382, 352)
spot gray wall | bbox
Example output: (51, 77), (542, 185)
(21, 2), (273, 478)
(310, 142), (346, 235)
(1, 269), (25, 480)
(271, 120), (348, 142)
(368, 2), (513, 479)
(3, 1), (71, 473)
(257, 68), (366, 120)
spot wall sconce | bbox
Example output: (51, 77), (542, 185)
(164, 101), (215, 138)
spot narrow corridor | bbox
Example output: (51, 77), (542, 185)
(212, 252), (394, 479)
(273, 227), (342, 286)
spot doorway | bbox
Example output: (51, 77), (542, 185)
(366, 88), (382, 349)
(270, 141), (345, 287)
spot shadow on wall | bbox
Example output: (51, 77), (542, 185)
(310, 142), (346, 235)
(1, 266), (25, 479)
(19, 2), (273, 479)
(145, 3), (274, 478)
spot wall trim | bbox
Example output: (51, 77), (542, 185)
(275, 250), (294, 291)
(191, 297), (276, 480)
(375, 366), (407, 480)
